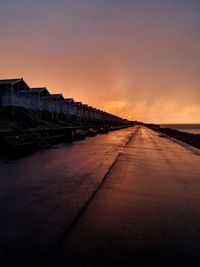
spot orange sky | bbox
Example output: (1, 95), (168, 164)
(0, 0), (199, 123)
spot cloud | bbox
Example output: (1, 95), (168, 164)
(0, 0), (199, 123)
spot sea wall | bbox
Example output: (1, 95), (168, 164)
(149, 125), (200, 149)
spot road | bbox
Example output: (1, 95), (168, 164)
(50, 127), (200, 267)
(0, 127), (135, 267)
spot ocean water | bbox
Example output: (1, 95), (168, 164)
(161, 124), (200, 134)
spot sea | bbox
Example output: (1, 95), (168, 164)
(161, 124), (200, 135)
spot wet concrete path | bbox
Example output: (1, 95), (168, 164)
(50, 127), (200, 267)
(0, 127), (135, 266)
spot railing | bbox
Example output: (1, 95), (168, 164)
(1, 95), (13, 106)
(44, 100), (57, 113)
(1, 95), (32, 109)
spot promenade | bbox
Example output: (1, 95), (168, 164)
(1, 127), (200, 266)
(51, 127), (200, 266)
(0, 127), (135, 266)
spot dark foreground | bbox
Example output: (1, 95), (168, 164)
(1, 127), (200, 266)
(0, 127), (133, 266)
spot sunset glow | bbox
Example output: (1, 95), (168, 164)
(0, 0), (199, 123)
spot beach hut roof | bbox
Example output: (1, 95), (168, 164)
(75, 101), (82, 105)
(82, 104), (88, 108)
(49, 94), (65, 101)
(30, 87), (50, 95)
(31, 87), (48, 92)
(0, 78), (30, 91)
(65, 98), (74, 102)
(0, 78), (23, 85)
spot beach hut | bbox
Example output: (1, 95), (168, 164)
(74, 102), (83, 121)
(88, 106), (98, 123)
(20, 87), (51, 111)
(64, 98), (76, 120)
(0, 78), (31, 108)
(46, 94), (65, 115)
(82, 104), (90, 122)
(96, 109), (103, 123)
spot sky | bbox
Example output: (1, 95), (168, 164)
(0, 0), (199, 123)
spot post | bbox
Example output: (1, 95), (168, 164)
(64, 128), (73, 142)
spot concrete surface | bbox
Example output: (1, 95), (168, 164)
(50, 127), (200, 267)
(0, 127), (135, 267)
